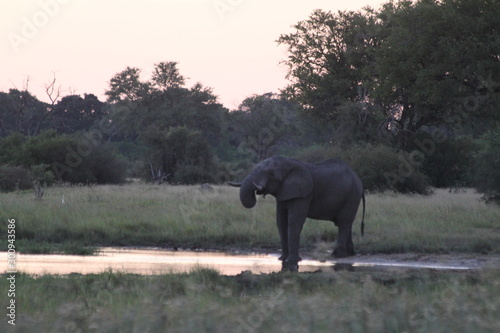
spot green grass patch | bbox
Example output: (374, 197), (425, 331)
(0, 184), (499, 255)
(1, 269), (499, 332)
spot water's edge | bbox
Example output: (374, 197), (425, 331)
(2, 247), (497, 276)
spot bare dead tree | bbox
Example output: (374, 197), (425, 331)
(33, 73), (61, 135)
(34, 181), (45, 199)
(148, 160), (170, 185)
(11, 76), (31, 134)
(68, 86), (77, 95)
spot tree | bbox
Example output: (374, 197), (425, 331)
(108, 62), (226, 145)
(107, 61), (227, 184)
(278, 0), (500, 148)
(0, 130), (127, 185)
(229, 93), (299, 160)
(141, 126), (216, 184)
(475, 128), (500, 203)
(151, 61), (186, 90)
(105, 67), (151, 103)
(0, 75), (106, 137)
(32, 74), (62, 136)
(277, 8), (379, 119)
(50, 94), (107, 133)
(372, 0), (500, 146)
(0, 89), (48, 137)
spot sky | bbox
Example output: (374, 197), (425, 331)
(1, 0), (387, 110)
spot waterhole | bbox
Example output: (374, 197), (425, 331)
(2, 248), (496, 275)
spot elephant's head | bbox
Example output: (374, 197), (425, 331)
(230, 156), (314, 208)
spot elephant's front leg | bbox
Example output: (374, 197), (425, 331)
(284, 201), (308, 271)
(276, 202), (289, 263)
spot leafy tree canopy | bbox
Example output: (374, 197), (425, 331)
(278, 0), (500, 147)
(107, 61), (226, 146)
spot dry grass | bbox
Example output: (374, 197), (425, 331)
(358, 189), (500, 254)
(0, 185), (498, 255)
(1, 268), (499, 332)
(1, 185), (499, 332)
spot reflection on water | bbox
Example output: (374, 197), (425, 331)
(2, 248), (288, 276)
(0, 247), (479, 276)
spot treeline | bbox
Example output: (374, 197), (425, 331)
(0, 0), (499, 201)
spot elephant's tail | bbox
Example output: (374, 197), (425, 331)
(360, 192), (366, 236)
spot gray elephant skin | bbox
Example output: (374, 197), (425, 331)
(230, 156), (365, 271)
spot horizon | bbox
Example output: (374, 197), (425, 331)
(1, 0), (387, 109)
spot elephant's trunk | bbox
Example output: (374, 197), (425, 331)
(240, 175), (257, 208)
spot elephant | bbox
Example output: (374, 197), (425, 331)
(229, 156), (365, 272)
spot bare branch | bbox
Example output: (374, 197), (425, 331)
(45, 72), (61, 106)
(68, 86), (77, 96)
(33, 73), (61, 135)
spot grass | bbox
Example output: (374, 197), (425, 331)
(1, 185), (499, 332)
(1, 268), (499, 332)
(0, 184), (499, 255)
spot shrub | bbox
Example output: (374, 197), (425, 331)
(411, 133), (477, 188)
(0, 130), (127, 185)
(294, 143), (431, 194)
(474, 129), (500, 203)
(345, 144), (431, 194)
(0, 132), (30, 166)
(293, 144), (343, 163)
(73, 145), (128, 184)
(30, 164), (56, 186)
(0, 165), (32, 191)
(141, 126), (217, 184)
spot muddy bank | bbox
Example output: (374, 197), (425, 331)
(2, 248), (499, 276)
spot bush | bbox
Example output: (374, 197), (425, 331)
(141, 126), (217, 184)
(474, 129), (500, 203)
(68, 145), (128, 184)
(293, 144), (343, 163)
(345, 144), (431, 194)
(411, 133), (477, 188)
(30, 164), (56, 186)
(294, 143), (431, 194)
(0, 130), (127, 185)
(0, 132), (30, 166)
(0, 165), (33, 191)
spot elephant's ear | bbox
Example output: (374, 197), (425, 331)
(276, 163), (313, 201)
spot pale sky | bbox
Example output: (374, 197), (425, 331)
(1, 0), (387, 110)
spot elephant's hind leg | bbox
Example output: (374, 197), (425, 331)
(332, 214), (356, 258)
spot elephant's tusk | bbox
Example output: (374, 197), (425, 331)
(252, 182), (263, 191)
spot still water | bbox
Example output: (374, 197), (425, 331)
(1, 247), (484, 276)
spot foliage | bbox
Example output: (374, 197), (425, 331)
(474, 128), (500, 203)
(49, 94), (107, 134)
(0, 89), (48, 137)
(412, 133), (477, 188)
(0, 185), (499, 255)
(2, 1), (499, 191)
(0, 165), (32, 191)
(2, 269), (499, 333)
(107, 62), (225, 145)
(277, 0), (500, 148)
(0, 89), (109, 137)
(328, 102), (388, 146)
(294, 143), (431, 194)
(0, 131), (29, 165)
(141, 126), (217, 184)
(348, 144), (431, 194)
(228, 93), (300, 160)
(30, 163), (56, 185)
(107, 62), (227, 183)
(0, 131), (127, 188)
